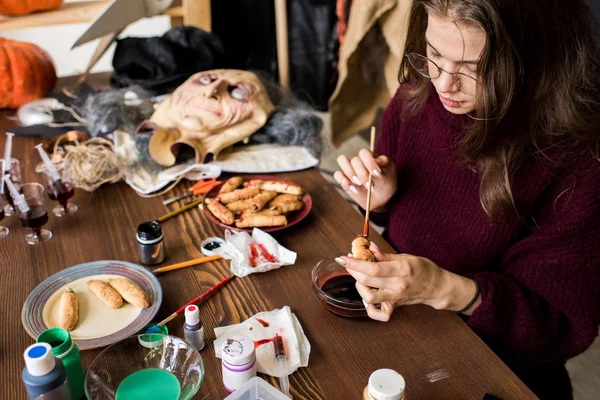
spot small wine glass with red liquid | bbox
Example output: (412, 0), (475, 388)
(38, 160), (78, 217)
(0, 197), (9, 239)
(311, 257), (368, 318)
(17, 183), (52, 245)
(1, 158), (22, 217)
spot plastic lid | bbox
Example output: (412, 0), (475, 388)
(185, 305), (200, 326)
(137, 221), (163, 244)
(24, 343), (55, 377)
(368, 369), (405, 400)
(221, 335), (255, 366)
(200, 237), (226, 257)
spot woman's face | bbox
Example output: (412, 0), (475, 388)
(425, 13), (486, 114)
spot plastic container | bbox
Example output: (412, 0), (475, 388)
(221, 335), (257, 392)
(37, 328), (85, 400)
(363, 369), (406, 400)
(137, 221), (165, 265)
(184, 305), (205, 350)
(224, 376), (290, 400)
(22, 342), (72, 400)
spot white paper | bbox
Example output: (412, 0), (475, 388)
(214, 306), (311, 377)
(215, 228), (297, 278)
(208, 144), (319, 173)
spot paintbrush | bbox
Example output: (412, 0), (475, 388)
(156, 197), (204, 223)
(151, 255), (223, 275)
(146, 275), (235, 333)
(363, 126), (377, 238)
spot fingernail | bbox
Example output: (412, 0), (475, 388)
(352, 176), (362, 185)
(334, 257), (346, 266)
(372, 169), (382, 179)
(349, 185), (359, 194)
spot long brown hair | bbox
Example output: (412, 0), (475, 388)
(398, 0), (600, 221)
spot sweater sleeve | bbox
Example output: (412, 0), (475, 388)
(466, 153), (600, 364)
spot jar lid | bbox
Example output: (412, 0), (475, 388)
(24, 343), (55, 377)
(368, 369), (405, 400)
(221, 335), (255, 366)
(137, 221), (163, 244)
(185, 305), (200, 326)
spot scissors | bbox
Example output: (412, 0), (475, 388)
(70, 0), (173, 84)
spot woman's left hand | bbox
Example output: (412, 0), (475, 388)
(335, 243), (479, 321)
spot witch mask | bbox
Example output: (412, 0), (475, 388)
(140, 69), (275, 166)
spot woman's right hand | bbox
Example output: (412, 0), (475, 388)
(334, 149), (397, 211)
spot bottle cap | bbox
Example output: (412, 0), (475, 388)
(221, 335), (255, 366)
(137, 221), (163, 244)
(24, 343), (55, 377)
(185, 305), (201, 326)
(368, 369), (405, 400)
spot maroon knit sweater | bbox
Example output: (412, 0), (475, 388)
(375, 86), (600, 399)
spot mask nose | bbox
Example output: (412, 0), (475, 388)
(203, 80), (227, 100)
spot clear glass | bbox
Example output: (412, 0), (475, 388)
(17, 183), (52, 245)
(39, 164), (78, 217)
(311, 257), (367, 318)
(1, 158), (22, 217)
(405, 52), (478, 98)
(85, 334), (204, 400)
(0, 196), (8, 239)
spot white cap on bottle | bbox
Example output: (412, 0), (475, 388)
(24, 343), (56, 377)
(368, 369), (405, 400)
(221, 335), (255, 366)
(185, 305), (200, 326)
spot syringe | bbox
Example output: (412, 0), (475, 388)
(2, 175), (29, 214)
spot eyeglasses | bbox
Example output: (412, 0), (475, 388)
(405, 52), (478, 98)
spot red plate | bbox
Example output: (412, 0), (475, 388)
(201, 175), (312, 233)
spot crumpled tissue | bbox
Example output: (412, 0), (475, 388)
(214, 306), (311, 377)
(214, 228), (297, 278)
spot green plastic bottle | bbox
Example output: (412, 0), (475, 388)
(37, 328), (85, 400)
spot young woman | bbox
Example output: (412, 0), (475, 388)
(333, 1), (600, 398)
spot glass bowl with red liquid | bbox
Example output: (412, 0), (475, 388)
(311, 257), (368, 318)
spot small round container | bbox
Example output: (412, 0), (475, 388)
(200, 237), (226, 257)
(363, 369), (406, 400)
(37, 327), (85, 400)
(138, 324), (169, 349)
(311, 257), (367, 318)
(137, 221), (165, 265)
(221, 335), (257, 392)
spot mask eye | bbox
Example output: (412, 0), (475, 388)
(229, 86), (249, 101)
(198, 75), (213, 85)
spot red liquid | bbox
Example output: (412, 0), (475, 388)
(320, 275), (363, 306)
(18, 206), (49, 235)
(254, 338), (275, 348)
(249, 243), (279, 267)
(255, 318), (270, 328)
(48, 182), (74, 208)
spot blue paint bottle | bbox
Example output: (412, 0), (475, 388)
(22, 343), (72, 400)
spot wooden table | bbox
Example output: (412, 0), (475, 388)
(0, 78), (537, 400)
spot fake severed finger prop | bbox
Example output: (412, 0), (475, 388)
(235, 214), (287, 228)
(217, 188), (260, 204)
(208, 199), (235, 225)
(251, 190), (278, 212)
(219, 176), (244, 193)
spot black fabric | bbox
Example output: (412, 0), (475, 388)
(110, 26), (225, 95)
(211, 0), (338, 111)
(288, 0), (338, 110)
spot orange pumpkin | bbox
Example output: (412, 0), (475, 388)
(0, 38), (57, 109)
(0, 0), (63, 15)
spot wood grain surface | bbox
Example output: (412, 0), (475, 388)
(0, 76), (537, 399)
